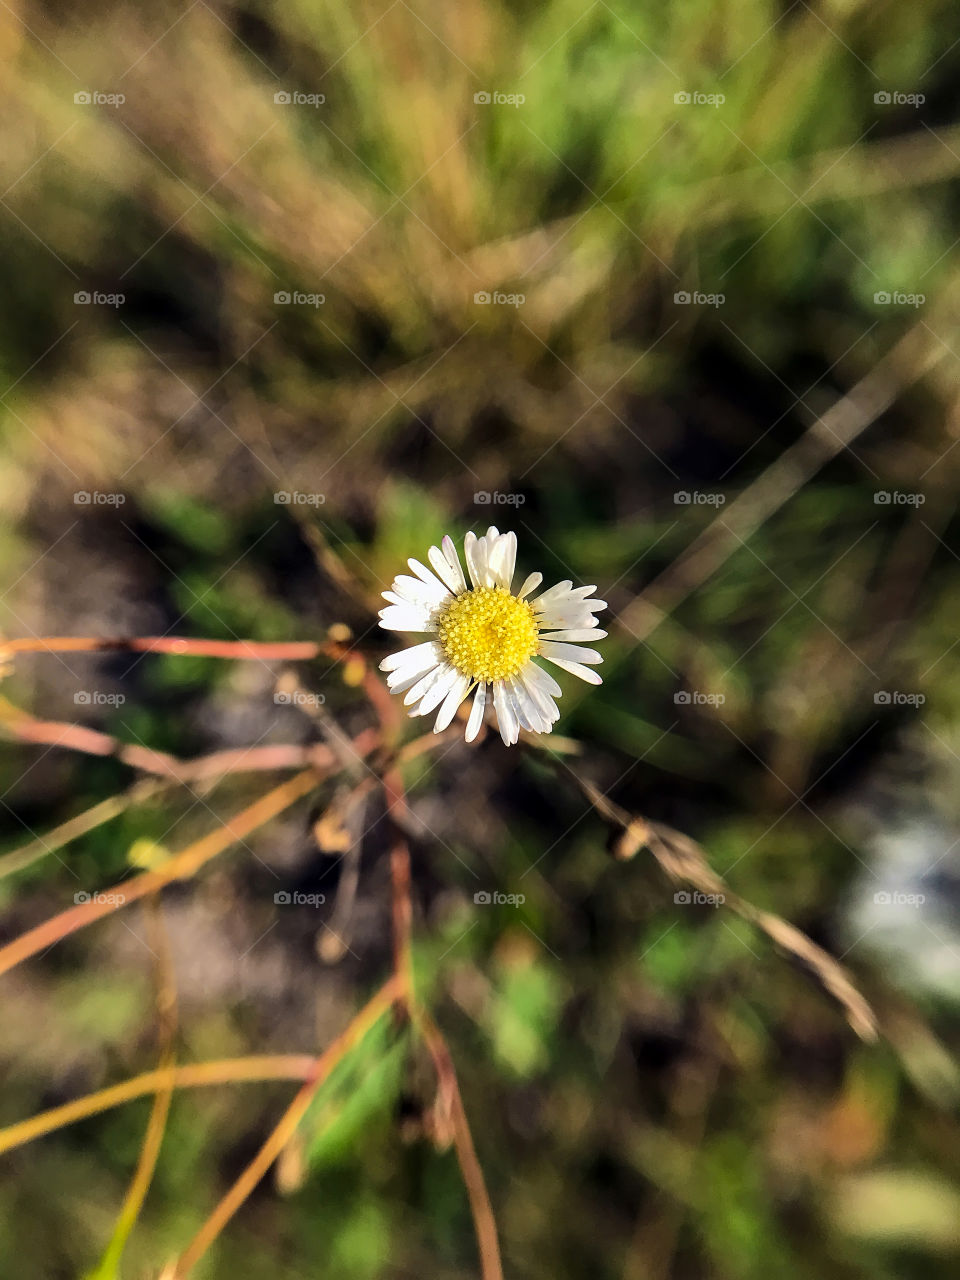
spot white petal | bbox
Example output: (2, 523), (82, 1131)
(465, 682), (487, 742)
(380, 641), (439, 673)
(501, 531), (517, 589)
(538, 628), (608, 642)
(383, 643), (443, 692)
(408, 558), (451, 596)
(473, 533), (494, 588)
(486, 531), (515, 590)
(539, 641), (603, 665)
(378, 605), (435, 632)
(442, 536), (467, 590)
(403, 663), (450, 707)
(519, 664), (560, 723)
(485, 525), (500, 540)
(507, 674), (549, 733)
(540, 654), (603, 685)
(517, 572), (542, 600)
(504, 677), (533, 731)
(388, 660), (441, 694)
(535, 602), (605, 630)
(392, 573), (449, 605)
(524, 661), (562, 699)
(464, 531), (481, 588)
(490, 530), (517, 590)
(414, 663), (462, 716)
(492, 681), (519, 745)
(434, 673), (471, 732)
(531, 580), (573, 607)
(428, 544), (464, 594)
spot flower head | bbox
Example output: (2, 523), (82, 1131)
(378, 527), (606, 744)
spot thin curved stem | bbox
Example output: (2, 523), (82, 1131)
(0, 1057), (317, 1157)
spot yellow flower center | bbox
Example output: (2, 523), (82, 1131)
(436, 586), (539, 683)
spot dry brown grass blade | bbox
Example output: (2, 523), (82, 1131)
(315, 781), (374, 963)
(383, 765), (415, 1003)
(618, 323), (945, 646)
(0, 1056), (319, 1158)
(0, 776), (165, 881)
(415, 1007), (504, 1280)
(168, 976), (403, 1278)
(0, 694), (380, 781)
(94, 900), (179, 1274)
(575, 775), (878, 1041)
(0, 767), (322, 979)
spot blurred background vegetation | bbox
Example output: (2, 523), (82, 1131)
(1, 0), (960, 1275)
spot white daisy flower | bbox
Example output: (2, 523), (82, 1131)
(378, 527), (606, 745)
